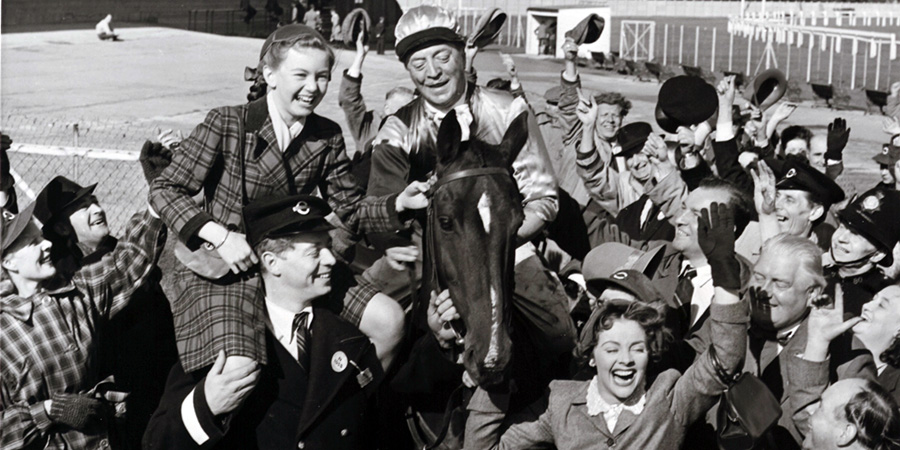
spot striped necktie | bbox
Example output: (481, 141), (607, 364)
(292, 312), (311, 371)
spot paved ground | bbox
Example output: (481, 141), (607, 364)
(2, 26), (890, 191)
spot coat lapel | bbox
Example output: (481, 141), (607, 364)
(295, 310), (373, 436)
(569, 386), (614, 440)
(612, 409), (639, 437)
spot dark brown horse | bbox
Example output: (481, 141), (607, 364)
(426, 109), (527, 387)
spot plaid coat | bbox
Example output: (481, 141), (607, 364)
(0, 210), (165, 450)
(149, 98), (398, 373)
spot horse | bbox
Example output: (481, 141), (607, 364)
(425, 109), (527, 388)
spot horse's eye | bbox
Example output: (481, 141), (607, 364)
(438, 216), (453, 231)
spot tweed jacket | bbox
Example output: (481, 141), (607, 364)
(149, 98), (399, 372)
(367, 82), (559, 239)
(467, 300), (749, 450)
(0, 210), (165, 450)
(149, 96), (403, 251)
(143, 306), (383, 450)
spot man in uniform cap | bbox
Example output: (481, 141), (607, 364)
(874, 141), (900, 191)
(145, 195), (383, 450)
(825, 186), (900, 316)
(1, 199), (165, 449)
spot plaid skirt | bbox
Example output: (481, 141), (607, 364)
(172, 264), (377, 373)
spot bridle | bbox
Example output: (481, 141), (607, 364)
(424, 167), (512, 338)
(404, 165), (514, 450)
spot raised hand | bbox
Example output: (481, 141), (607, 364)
(499, 52), (517, 78)
(804, 284), (861, 362)
(698, 202), (740, 290)
(750, 159), (777, 216)
(575, 87), (599, 126)
(356, 29), (369, 55)
(825, 117), (850, 161)
(716, 75), (736, 108)
(139, 140), (173, 184)
(562, 37), (579, 61)
(769, 102), (797, 125)
(882, 116), (900, 136)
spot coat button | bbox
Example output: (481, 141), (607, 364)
(607, 437), (615, 446)
(100, 439), (109, 448)
(340, 429), (348, 437)
(297, 441), (304, 449)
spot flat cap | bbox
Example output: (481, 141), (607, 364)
(616, 122), (653, 159)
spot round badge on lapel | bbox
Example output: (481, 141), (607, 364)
(331, 351), (348, 372)
(785, 168), (797, 178)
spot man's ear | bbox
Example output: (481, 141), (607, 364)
(836, 422), (858, 447)
(1, 257), (16, 273)
(808, 204), (825, 223)
(871, 250), (887, 265)
(260, 251), (281, 276)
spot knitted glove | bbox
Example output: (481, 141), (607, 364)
(49, 393), (105, 430)
(825, 117), (850, 161)
(698, 202), (741, 291)
(139, 140), (172, 184)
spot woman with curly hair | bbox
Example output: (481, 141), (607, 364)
(465, 204), (749, 449)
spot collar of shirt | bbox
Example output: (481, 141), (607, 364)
(267, 92), (306, 152)
(776, 323), (801, 351)
(423, 91), (473, 142)
(264, 298), (313, 356)
(586, 376), (646, 431)
(1, 280), (77, 322)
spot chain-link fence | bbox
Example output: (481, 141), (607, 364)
(3, 112), (163, 236)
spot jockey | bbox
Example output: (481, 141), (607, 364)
(365, 3), (574, 437)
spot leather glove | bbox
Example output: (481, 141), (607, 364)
(49, 393), (106, 430)
(139, 140), (172, 184)
(825, 117), (850, 161)
(698, 202), (741, 291)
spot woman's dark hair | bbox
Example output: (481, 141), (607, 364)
(843, 380), (900, 450)
(779, 125), (812, 155)
(882, 334), (900, 369)
(574, 299), (672, 366)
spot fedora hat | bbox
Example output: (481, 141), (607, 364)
(745, 68), (787, 111)
(656, 76), (717, 133)
(617, 122), (653, 158)
(342, 8), (371, 47)
(33, 176), (97, 227)
(468, 8), (506, 48)
(565, 14), (605, 45)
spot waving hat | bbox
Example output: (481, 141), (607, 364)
(656, 76), (717, 133)
(745, 69), (787, 111)
(342, 8), (371, 47)
(467, 8), (506, 48)
(565, 14), (605, 45)
(395, 5), (464, 62)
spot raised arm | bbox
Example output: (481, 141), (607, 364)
(671, 203), (748, 425)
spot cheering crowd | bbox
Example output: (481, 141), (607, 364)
(3, 4), (900, 450)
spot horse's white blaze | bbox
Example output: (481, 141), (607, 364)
(477, 192), (491, 234)
(484, 286), (501, 368)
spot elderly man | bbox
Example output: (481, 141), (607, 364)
(739, 234), (874, 448)
(796, 379), (900, 450)
(1, 200), (165, 448)
(144, 195), (383, 450)
(31, 175), (178, 450)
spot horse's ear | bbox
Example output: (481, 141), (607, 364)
(437, 109), (461, 165)
(500, 111), (529, 165)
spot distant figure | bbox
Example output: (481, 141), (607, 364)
(330, 10), (341, 43)
(373, 16), (385, 55)
(95, 14), (119, 41)
(535, 21), (551, 55)
(304, 4), (322, 32)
